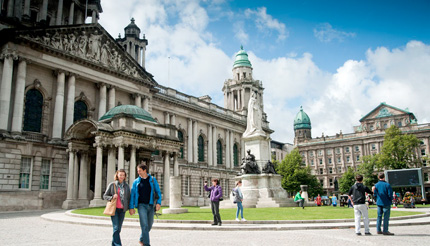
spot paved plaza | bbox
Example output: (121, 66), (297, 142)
(1, 209), (430, 246)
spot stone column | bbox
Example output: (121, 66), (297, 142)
(91, 10), (97, 23)
(162, 176), (188, 214)
(90, 144), (104, 207)
(230, 130), (234, 167)
(193, 120), (198, 163)
(213, 126), (217, 166)
(98, 83), (107, 119)
(171, 114), (176, 125)
(208, 124), (212, 166)
(107, 147), (116, 186)
(137, 47), (141, 66)
(13, 0), (22, 19)
(40, 0), (48, 22)
(56, 0), (64, 25)
(11, 59), (26, 133)
(117, 144), (125, 170)
(187, 118), (193, 163)
(129, 146), (137, 184)
(52, 71), (65, 139)
(78, 152), (89, 201)
(134, 94), (141, 108)
(65, 149), (75, 200)
(0, 54), (14, 131)
(143, 96), (149, 111)
(6, 0), (14, 18)
(68, 1), (75, 24)
(23, 0), (31, 18)
(108, 86), (116, 110)
(226, 130), (230, 168)
(164, 112), (170, 125)
(64, 74), (76, 131)
(173, 152), (179, 176)
(163, 151), (170, 203)
(72, 152), (79, 199)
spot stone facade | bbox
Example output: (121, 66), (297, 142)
(294, 103), (430, 196)
(0, 2), (273, 210)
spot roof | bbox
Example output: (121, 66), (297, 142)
(99, 105), (157, 123)
(233, 45), (252, 68)
(359, 102), (416, 122)
(294, 106), (311, 130)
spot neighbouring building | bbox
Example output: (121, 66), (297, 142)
(294, 103), (430, 196)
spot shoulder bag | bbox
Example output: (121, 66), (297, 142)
(103, 183), (117, 216)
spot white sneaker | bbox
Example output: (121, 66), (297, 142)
(235, 218), (240, 221)
(241, 218), (247, 221)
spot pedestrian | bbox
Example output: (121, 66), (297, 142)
(204, 178), (223, 226)
(410, 195), (415, 208)
(315, 194), (322, 206)
(103, 169), (131, 246)
(233, 180), (246, 221)
(332, 194), (338, 207)
(372, 172), (394, 235)
(348, 174), (372, 236)
(129, 163), (162, 246)
(294, 190), (305, 209)
(392, 192), (398, 208)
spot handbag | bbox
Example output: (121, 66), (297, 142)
(103, 183), (117, 216)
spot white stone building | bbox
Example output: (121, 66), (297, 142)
(0, 0), (273, 210)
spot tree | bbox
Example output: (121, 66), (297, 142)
(357, 154), (381, 188)
(380, 125), (422, 169)
(276, 149), (323, 197)
(338, 167), (356, 194)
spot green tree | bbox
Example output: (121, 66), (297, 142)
(357, 154), (381, 188)
(276, 149), (323, 197)
(380, 125), (422, 169)
(338, 167), (356, 194)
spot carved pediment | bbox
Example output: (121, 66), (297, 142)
(360, 103), (415, 122)
(14, 24), (156, 85)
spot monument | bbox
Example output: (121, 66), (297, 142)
(221, 92), (295, 208)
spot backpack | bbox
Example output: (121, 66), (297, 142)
(231, 189), (236, 197)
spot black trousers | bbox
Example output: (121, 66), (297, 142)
(211, 201), (221, 223)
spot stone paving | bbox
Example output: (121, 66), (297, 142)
(1, 208), (430, 245)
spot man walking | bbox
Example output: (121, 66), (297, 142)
(373, 172), (394, 235)
(348, 175), (372, 236)
(129, 163), (162, 246)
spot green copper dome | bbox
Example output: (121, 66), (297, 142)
(99, 105), (156, 123)
(233, 45), (252, 68)
(294, 106), (311, 130)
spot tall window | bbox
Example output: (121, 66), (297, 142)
(217, 140), (223, 165)
(233, 144), (239, 167)
(23, 89), (43, 132)
(183, 176), (190, 196)
(40, 159), (51, 189)
(19, 157), (32, 189)
(198, 135), (204, 162)
(73, 100), (88, 122)
(178, 131), (184, 159)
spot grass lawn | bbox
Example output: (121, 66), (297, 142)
(72, 205), (425, 221)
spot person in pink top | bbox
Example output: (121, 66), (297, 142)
(103, 169), (131, 246)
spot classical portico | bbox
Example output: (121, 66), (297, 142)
(62, 105), (181, 209)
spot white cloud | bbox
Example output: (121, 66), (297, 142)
(244, 7), (288, 42)
(314, 23), (356, 43)
(234, 21), (249, 45)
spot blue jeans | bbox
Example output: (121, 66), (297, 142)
(111, 208), (126, 246)
(236, 202), (244, 219)
(138, 203), (154, 246)
(376, 205), (391, 233)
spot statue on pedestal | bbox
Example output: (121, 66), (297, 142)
(240, 149), (261, 175)
(262, 160), (277, 174)
(243, 92), (265, 138)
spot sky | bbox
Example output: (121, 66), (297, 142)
(99, 0), (430, 143)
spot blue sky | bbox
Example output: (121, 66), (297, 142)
(100, 0), (430, 143)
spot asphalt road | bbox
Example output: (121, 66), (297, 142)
(1, 210), (429, 246)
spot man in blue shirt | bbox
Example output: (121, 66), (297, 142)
(372, 172), (394, 235)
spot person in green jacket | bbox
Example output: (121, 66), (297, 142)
(294, 191), (305, 209)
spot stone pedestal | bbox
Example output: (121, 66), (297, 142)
(220, 174), (295, 208)
(163, 176), (188, 214)
(243, 135), (270, 170)
(62, 199), (90, 209)
(89, 198), (106, 207)
(300, 185), (314, 207)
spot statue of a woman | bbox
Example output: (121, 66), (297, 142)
(243, 92), (265, 138)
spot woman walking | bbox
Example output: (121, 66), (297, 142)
(204, 178), (223, 226)
(103, 169), (131, 246)
(233, 180), (246, 221)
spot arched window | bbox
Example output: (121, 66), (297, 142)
(73, 100), (88, 122)
(217, 140), (223, 165)
(178, 131), (184, 159)
(198, 135), (204, 162)
(23, 89), (43, 132)
(233, 143), (239, 167)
